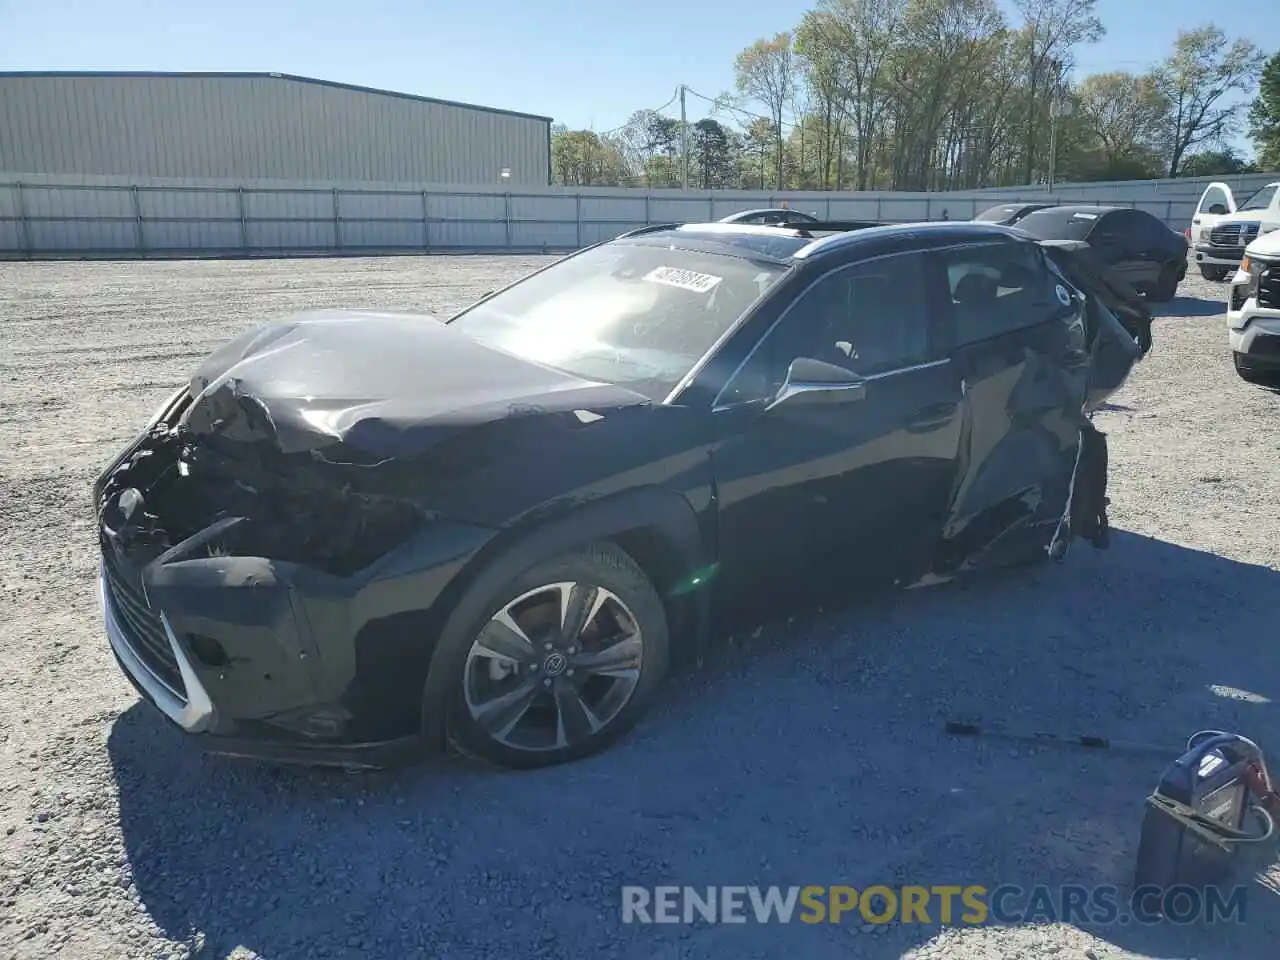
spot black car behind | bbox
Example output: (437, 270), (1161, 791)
(94, 221), (1141, 770)
(973, 202), (1058, 225)
(1011, 205), (1187, 301)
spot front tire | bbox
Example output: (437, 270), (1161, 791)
(1199, 265), (1229, 281)
(432, 542), (669, 769)
(1234, 352), (1280, 387)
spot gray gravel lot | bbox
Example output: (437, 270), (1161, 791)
(1, 255), (1279, 960)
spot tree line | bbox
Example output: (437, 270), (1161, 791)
(551, 0), (1280, 191)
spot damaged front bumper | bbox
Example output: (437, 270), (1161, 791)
(93, 388), (498, 767)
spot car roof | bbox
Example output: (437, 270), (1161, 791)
(1030, 204), (1123, 216)
(619, 220), (1031, 265)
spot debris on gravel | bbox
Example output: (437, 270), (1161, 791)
(1, 257), (1277, 959)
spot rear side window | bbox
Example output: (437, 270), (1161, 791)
(942, 242), (1064, 346)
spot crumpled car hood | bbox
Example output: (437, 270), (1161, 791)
(180, 309), (650, 460)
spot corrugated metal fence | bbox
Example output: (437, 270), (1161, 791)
(2, 171), (1277, 259)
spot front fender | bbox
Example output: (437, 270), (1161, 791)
(418, 485), (712, 748)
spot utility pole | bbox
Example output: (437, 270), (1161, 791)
(679, 84), (689, 191)
(1047, 59), (1063, 191)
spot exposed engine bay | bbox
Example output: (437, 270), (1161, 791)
(97, 395), (427, 578)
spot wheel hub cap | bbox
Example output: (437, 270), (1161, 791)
(461, 580), (644, 753)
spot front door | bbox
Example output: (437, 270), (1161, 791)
(710, 251), (965, 590)
(1192, 181), (1237, 245)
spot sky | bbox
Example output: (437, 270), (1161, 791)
(2, 0), (1277, 156)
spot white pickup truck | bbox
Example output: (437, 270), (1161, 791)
(1188, 180), (1280, 280)
(1226, 228), (1280, 386)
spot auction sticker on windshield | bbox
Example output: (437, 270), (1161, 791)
(643, 266), (723, 294)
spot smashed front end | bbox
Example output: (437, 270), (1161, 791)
(93, 385), (494, 765)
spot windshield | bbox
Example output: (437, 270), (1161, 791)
(448, 241), (788, 400)
(1240, 185), (1278, 212)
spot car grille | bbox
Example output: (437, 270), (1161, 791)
(1209, 222), (1261, 249)
(101, 545), (186, 698)
(1257, 261), (1280, 310)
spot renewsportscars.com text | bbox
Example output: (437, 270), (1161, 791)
(621, 884), (1248, 926)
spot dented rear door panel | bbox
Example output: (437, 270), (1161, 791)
(931, 244), (1093, 574)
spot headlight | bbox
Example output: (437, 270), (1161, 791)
(1241, 256), (1260, 298)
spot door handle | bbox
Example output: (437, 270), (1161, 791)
(906, 401), (958, 431)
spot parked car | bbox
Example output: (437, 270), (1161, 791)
(94, 221), (1139, 771)
(719, 208), (820, 225)
(1226, 228), (1280, 386)
(973, 202), (1058, 225)
(1188, 181), (1280, 280)
(1011, 205), (1187, 301)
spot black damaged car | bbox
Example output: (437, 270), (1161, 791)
(94, 221), (1143, 770)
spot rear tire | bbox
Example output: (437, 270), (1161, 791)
(1148, 263), (1179, 302)
(429, 542), (669, 770)
(1199, 265), (1229, 281)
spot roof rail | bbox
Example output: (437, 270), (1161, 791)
(761, 219), (890, 238)
(615, 223), (683, 239)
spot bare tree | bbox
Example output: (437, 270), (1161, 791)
(1013, 0), (1104, 183)
(1153, 25), (1267, 177)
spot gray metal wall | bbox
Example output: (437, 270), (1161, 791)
(0, 73), (551, 186)
(1, 171), (1277, 258)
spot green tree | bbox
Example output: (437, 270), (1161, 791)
(618, 110), (681, 187)
(1152, 25), (1267, 177)
(1179, 149), (1257, 177)
(691, 119), (736, 188)
(1012, 0), (1105, 183)
(739, 118), (777, 189)
(734, 33), (797, 189)
(808, 0), (904, 189)
(1248, 52), (1280, 171)
(550, 127), (627, 186)
(795, 10), (850, 189)
(1074, 72), (1169, 177)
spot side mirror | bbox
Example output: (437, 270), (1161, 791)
(1208, 204), (1228, 215)
(767, 357), (867, 411)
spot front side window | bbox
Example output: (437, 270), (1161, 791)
(1199, 184), (1233, 214)
(719, 253), (933, 405)
(942, 241), (1063, 346)
(448, 241), (787, 400)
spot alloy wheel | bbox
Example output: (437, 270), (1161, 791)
(462, 581), (644, 752)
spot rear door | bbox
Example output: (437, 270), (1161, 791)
(933, 239), (1089, 569)
(1090, 211), (1158, 288)
(710, 249), (965, 588)
(1192, 181), (1236, 245)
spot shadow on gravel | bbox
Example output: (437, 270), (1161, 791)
(1157, 296), (1225, 318)
(109, 530), (1280, 960)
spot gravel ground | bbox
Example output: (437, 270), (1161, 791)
(1, 255), (1278, 960)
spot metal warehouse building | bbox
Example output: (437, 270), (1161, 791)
(0, 71), (552, 186)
